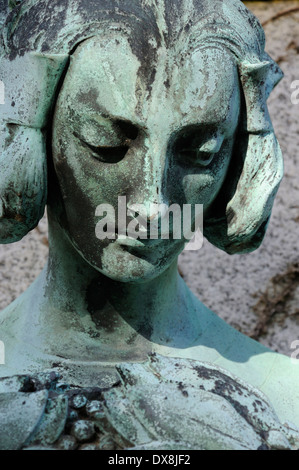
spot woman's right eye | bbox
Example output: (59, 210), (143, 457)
(74, 119), (139, 164)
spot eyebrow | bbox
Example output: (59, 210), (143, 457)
(177, 103), (240, 136)
(77, 89), (239, 135)
(79, 106), (114, 122)
(172, 116), (238, 140)
(79, 108), (147, 136)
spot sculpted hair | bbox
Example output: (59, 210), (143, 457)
(0, 0), (283, 253)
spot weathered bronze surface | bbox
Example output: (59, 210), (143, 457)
(0, 0), (298, 450)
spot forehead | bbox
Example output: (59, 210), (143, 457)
(63, 34), (239, 133)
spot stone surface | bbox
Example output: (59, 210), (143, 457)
(56, 435), (77, 451)
(28, 395), (68, 446)
(0, 390), (48, 450)
(0, 356), (298, 450)
(86, 400), (105, 419)
(78, 443), (99, 450)
(102, 354), (299, 451)
(98, 435), (117, 450)
(71, 394), (87, 410)
(0, 0), (297, 452)
(180, 1), (299, 355)
(71, 420), (96, 443)
(0, 1), (298, 356)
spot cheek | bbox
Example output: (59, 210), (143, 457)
(53, 134), (126, 211)
(51, 137), (108, 261)
(182, 173), (222, 207)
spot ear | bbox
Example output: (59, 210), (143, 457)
(0, 52), (69, 243)
(204, 58), (284, 254)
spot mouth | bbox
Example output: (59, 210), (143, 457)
(115, 235), (184, 265)
(116, 234), (168, 248)
(102, 222), (181, 250)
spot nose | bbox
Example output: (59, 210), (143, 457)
(123, 135), (171, 238)
(126, 202), (169, 235)
(126, 136), (170, 223)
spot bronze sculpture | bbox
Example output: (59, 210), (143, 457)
(0, 0), (298, 450)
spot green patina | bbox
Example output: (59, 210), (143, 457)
(0, 0), (297, 451)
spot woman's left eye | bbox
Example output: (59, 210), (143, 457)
(174, 131), (224, 167)
(178, 149), (214, 167)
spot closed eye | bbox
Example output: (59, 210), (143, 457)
(77, 136), (129, 163)
(174, 130), (225, 167)
(73, 132), (130, 163)
(73, 119), (139, 164)
(178, 149), (214, 167)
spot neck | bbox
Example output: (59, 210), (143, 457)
(30, 210), (202, 363)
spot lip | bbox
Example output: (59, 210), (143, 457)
(116, 236), (148, 248)
(116, 235), (168, 249)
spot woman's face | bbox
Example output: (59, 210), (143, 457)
(52, 34), (240, 282)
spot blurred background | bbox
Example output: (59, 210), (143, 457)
(0, 1), (299, 356)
